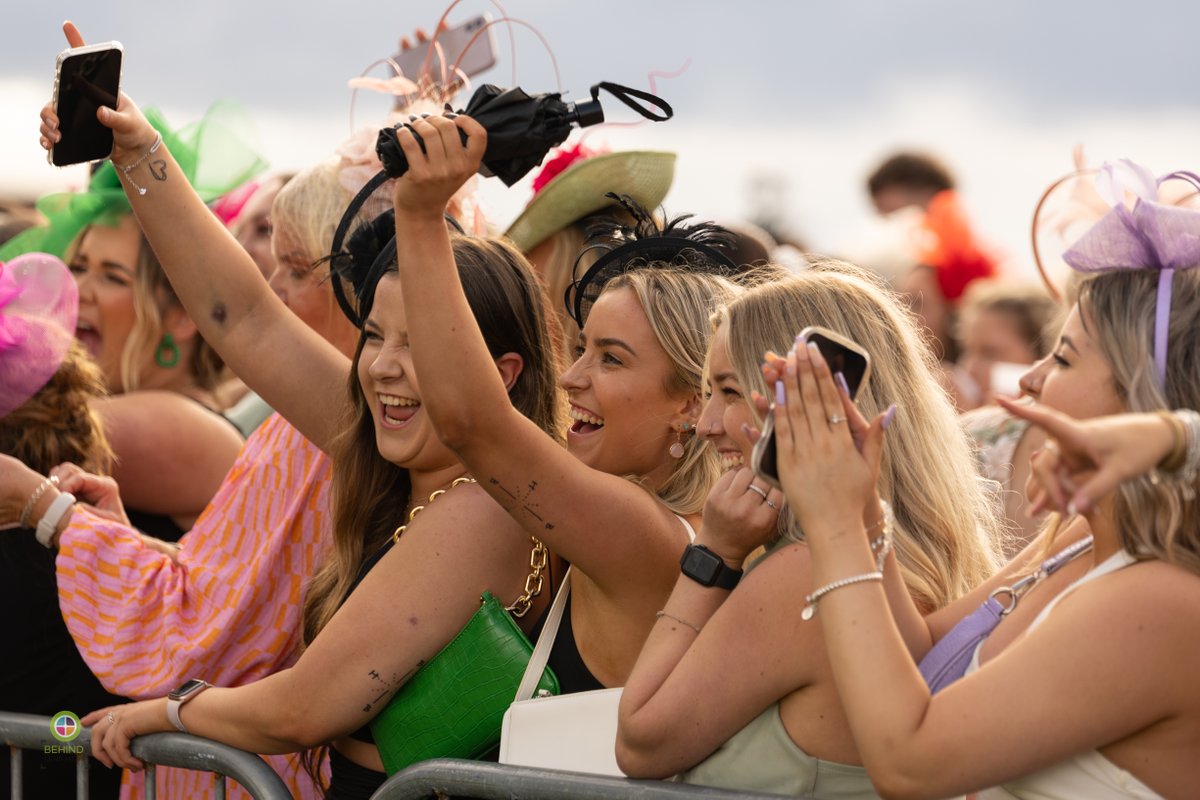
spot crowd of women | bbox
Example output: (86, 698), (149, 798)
(1, 18), (1198, 800)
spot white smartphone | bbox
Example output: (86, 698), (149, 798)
(49, 41), (124, 167)
(390, 14), (497, 99)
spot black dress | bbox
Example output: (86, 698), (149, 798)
(0, 529), (127, 800)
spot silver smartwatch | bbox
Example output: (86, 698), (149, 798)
(166, 678), (211, 733)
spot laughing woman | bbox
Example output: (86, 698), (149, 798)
(386, 113), (742, 703)
(615, 265), (1001, 797)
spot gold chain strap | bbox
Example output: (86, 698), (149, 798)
(388, 475), (547, 617)
(391, 476), (477, 544)
(507, 536), (547, 618)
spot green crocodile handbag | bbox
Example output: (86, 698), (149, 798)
(369, 591), (559, 775)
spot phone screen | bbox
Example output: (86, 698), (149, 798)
(751, 328), (871, 488)
(52, 45), (122, 167)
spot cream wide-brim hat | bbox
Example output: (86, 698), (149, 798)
(505, 151), (676, 252)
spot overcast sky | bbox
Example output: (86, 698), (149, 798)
(4, 1), (1198, 272)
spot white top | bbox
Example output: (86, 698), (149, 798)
(971, 550), (1164, 800)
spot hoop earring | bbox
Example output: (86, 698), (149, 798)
(155, 333), (180, 368)
(669, 422), (693, 459)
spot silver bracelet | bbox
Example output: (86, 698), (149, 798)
(802, 571), (883, 621)
(115, 132), (163, 196)
(19, 475), (58, 529)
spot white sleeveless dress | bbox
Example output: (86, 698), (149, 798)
(971, 550), (1165, 800)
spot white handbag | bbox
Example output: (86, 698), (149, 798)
(498, 568), (625, 776)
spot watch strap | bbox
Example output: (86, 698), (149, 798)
(166, 680), (211, 733)
(35, 491), (76, 548)
(680, 544), (743, 590)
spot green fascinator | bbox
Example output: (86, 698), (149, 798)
(0, 101), (267, 261)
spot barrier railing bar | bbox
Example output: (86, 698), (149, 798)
(0, 712), (290, 800)
(76, 751), (88, 798)
(10, 746), (21, 799)
(372, 758), (803, 800)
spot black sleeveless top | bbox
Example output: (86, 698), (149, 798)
(526, 584), (605, 694)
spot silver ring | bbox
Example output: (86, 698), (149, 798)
(747, 484), (768, 500)
(766, 499), (778, 510)
(828, 414), (847, 425)
(106, 712), (115, 726)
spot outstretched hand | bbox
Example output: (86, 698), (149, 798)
(998, 397), (1177, 515)
(391, 113), (486, 221)
(39, 21), (158, 164)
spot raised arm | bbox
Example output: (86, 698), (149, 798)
(388, 114), (689, 596)
(38, 23), (349, 451)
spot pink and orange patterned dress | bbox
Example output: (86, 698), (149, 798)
(56, 412), (333, 800)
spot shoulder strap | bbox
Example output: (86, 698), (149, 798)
(674, 513), (697, 542)
(513, 567), (572, 702)
(1026, 549), (1138, 634)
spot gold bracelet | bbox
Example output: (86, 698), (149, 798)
(655, 610), (702, 633)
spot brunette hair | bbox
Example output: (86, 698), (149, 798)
(0, 341), (112, 476)
(301, 233), (564, 644)
(868, 152), (956, 197)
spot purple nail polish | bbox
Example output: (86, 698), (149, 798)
(775, 379), (786, 406)
(835, 372), (850, 396)
(882, 404), (898, 430)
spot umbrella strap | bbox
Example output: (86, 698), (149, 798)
(590, 82), (673, 122)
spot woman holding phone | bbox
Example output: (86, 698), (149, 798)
(767, 197), (1200, 796)
(614, 264), (1001, 796)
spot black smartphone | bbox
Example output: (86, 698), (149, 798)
(49, 42), (123, 167)
(751, 326), (873, 489)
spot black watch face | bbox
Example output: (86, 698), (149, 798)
(681, 547), (719, 584)
(169, 679), (207, 700)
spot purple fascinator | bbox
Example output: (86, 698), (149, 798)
(0, 253), (79, 418)
(1034, 159), (1200, 388)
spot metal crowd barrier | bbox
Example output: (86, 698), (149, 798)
(371, 759), (800, 799)
(1, 711), (291, 800)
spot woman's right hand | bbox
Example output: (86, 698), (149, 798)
(696, 467), (783, 567)
(39, 21), (159, 164)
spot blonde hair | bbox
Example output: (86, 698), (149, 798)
(601, 267), (742, 516)
(718, 260), (1002, 609)
(1079, 269), (1200, 575)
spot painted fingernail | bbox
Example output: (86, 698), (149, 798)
(775, 379), (786, 406)
(408, 114), (419, 121)
(786, 355), (797, 376)
(444, 112), (458, 119)
(1065, 501), (1077, 516)
(444, 102), (454, 112)
(806, 342), (823, 363)
(835, 372), (850, 396)
(882, 404), (898, 430)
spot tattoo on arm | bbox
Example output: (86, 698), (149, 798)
(360, 662), (425, 715)
(488, 477), (556, 531)
(149, 159), (168, 182)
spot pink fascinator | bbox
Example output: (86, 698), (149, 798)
(0, 253), (79, 417)
(1033, 159), (1200, 388)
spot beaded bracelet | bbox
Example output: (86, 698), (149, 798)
(802, 571), (883, 621)
(1152, 409), (1200, 492)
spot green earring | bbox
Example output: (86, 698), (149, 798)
(155, 333), (180, 368)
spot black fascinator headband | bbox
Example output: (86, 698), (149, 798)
(564, 193), (740, 326)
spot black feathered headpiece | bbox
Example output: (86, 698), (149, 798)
(563, 193), (740, 326)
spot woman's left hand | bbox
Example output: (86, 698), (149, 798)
(773, 341), (887, 537)
(82, 699), (168, 770)
(391, 112), (486, 221)
(49, 462), (130, 526)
